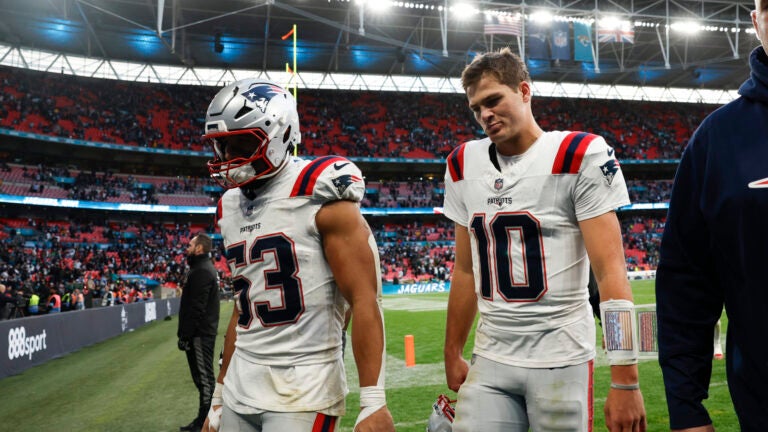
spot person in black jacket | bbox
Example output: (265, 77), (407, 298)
(656, 2), (768, 430)
(178, 233), (220, 432)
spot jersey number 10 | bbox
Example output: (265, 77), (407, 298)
(470, 212), (548, 302)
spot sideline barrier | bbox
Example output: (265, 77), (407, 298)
(0, 298), (180, 379)
(383, 271), (654, 296)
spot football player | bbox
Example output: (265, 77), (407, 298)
(200, 78), (394, 432)
(656, 1), (768, 430)
(442, 48), (646, 431)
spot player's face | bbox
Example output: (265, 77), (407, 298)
(753, 0), (768, 52)
(216, 132), (263, 161)
(466, 73), (532, 154)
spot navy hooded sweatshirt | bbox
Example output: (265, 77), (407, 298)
(656, 46), (768, 431)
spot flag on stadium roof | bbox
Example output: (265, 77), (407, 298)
(550, 21), (570, 60)
(597, 26), (635, 43)
(484, 14), (522, 36)
(573, 21), (593, 62)
(527, 21), (549, 59)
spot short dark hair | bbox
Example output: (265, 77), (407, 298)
(193, 233), (213, 253)
(461, 47), (531, 92)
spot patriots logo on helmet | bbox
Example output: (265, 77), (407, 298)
(599, 159), (620, 186)
(241, 83), (286, 113)
(332, 174), (362, 196)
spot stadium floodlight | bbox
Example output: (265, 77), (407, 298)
(529, 10), (553, 24)
(599, 16), (630, 31)
(451, 2), (479, 19)
(357, 0), (391, 13)
(671, 21), (702, 34)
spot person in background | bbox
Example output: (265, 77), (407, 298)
(177, 233), (220, 432)
(73, 288), (85, 310)
(82, 281), (94, 309)
(656, 1), (768, 430)
(0, 284), (13, 319)
(442, 48), (646, 431)
(27, 289), (39, 315)
(47, 287), (61, 313)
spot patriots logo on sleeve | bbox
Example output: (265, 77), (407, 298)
(599, 159), (620, 186)
(332, 174), (362, 195)
(241, 83), (285, 113)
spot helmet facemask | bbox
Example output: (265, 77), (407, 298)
(205, 128), (286, 189)
(203, 79), (300, 189)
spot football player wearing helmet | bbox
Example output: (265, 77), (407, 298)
(442, 49), (646, 431)
(200, 78), (394, 432)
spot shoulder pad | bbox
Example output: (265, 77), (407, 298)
(446, 143), (467, 182)
(289, 156), (365, 202)
(551, 132), (602, 174)
(215, 197), (224, 226)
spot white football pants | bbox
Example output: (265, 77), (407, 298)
(453, 355), (594, 432)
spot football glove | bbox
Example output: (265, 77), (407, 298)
(177, 338), (192, 351)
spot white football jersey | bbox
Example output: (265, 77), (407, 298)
(217, 155), (365, 412)
(443, 131), (630, 368)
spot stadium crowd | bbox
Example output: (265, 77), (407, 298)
(1, 66), (718, 160)
(1, 162), (675, 208)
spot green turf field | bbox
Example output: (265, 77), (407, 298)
(0, 280), (737, 431)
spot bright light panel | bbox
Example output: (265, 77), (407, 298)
(451, 3), (479, 18)
(599, 16), (630, 30)
(529, 10), (553, 23)
(671, 21), (701, 34)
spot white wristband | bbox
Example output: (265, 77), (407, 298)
(355, 386), (386, 427)
(211, 382), (223, 406)
(600, 299), (639, 365)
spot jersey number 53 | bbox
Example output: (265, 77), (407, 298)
(227, 234), (305, 328)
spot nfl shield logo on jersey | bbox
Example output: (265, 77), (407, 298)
(494, 178), (504, 191)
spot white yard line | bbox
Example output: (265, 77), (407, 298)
(381, 296), (448, 311)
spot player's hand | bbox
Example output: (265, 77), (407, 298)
(177, 338), (192, 351)
(201, 404), (222, 432)
(353, 405), (395, 432)
(604, 388), (647, 432)
(444, 354), (470, 392)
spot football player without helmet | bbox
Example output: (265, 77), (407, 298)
(426, 394), (455, 432)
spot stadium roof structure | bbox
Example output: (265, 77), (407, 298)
(0, 0), (759, 97)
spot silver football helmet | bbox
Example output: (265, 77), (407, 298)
(426, 394), (455, 432)
(204, 78), (301, 188)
